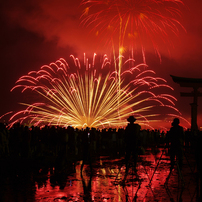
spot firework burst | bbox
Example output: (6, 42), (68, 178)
(5, 54), (185, 129)
(81, 0), (185, 62)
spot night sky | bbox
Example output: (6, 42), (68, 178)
(0, 0), (202, 129)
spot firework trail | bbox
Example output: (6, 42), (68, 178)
(4, 54), (185, 129)
(81, 0), (185, 63)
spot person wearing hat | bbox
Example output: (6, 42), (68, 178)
(123, 115), (141, 181)
(168, 118), (184, 171)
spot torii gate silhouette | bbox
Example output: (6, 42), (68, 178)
(171, 75), (202, 131)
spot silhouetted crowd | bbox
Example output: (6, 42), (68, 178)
(0, 122), (200, 160)
(1, 120), (202, 200)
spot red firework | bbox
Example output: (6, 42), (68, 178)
(81, 0), (185, 62)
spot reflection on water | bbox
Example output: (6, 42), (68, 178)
(0, 149), (198, 201)
(34, 149), (197, 202)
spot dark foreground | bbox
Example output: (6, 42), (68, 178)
(0, 148), (200, 202)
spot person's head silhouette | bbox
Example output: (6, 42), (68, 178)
(127, 116), (136, 124)
(172, 118), (179, 126)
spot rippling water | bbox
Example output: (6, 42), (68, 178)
(0, 149), (198, 202)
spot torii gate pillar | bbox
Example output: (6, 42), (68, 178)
(171, 75), (202, 131)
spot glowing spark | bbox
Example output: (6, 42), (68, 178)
(81, 0), (185, 62)
(6, 54), (183, 129)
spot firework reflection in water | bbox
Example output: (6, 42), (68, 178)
(8, 54), (181, 129)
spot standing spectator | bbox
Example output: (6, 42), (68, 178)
(168, 118), (184, 171)
(9, 123), (22, 157)
(81, 127), (92, 173)
(67, 126), (75, 155)
(117, 128), (125, 153)
(0, 123), (9, 156)
(111, 128), (117, 153)
(123, 116), (141, 181)
(21, 126), (31, 158)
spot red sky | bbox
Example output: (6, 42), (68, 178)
(0, 0), (202, 129)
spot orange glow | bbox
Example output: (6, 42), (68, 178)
(4, 53), (188, 129)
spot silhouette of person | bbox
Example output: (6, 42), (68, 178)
(81, 127), (92, 173)
(168, 118), (184, 171)
(123, 116), (141, 181)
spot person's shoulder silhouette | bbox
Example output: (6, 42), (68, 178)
(125, 116), (141, 146)
(169, 118), (184, 146)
